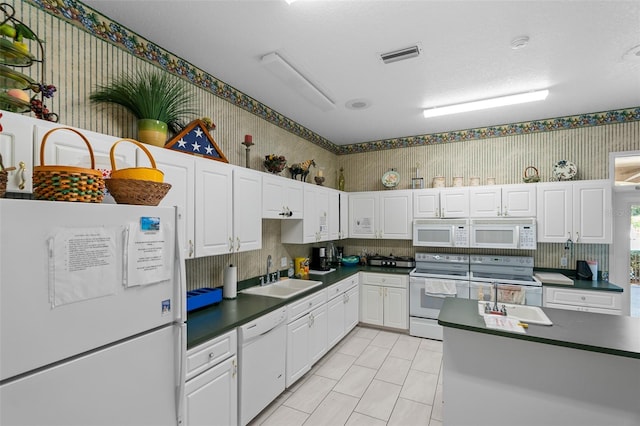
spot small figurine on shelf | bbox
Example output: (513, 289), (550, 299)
(338, 167), (345, 191)
(289, 159), (316, 182)
(314, 167), (325, 186)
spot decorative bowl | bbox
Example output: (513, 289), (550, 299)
(264, 154), (287, 174)
(341, 255), (360, 266)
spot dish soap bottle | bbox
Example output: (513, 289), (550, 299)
(288, 260), (294, 278)
(338, 167), (345, 191)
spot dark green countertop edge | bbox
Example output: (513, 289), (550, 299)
(438, 298), (640, 360)
(534, 267), (623, 292)
(186, 265), (412, 349)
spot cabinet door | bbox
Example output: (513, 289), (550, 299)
(573, 180), (611, 244)
(384, 287), (408, 329)
(413, 189), (440, 218)
(233, 168), (262, 252)
(184, 356), (237, 426)
(286, 315), (310, 387)
(0, 111), (34, 193)
(502, 185), (536, 217)
(536, 183), (572, 243)
(309, 304), (328, 365)
(327, 295), (345, 348)
(328, 190), (340, 241)
(360, 284), (384, 326)
(284, 179), (304, 219)
(344, 286), (360, 333)
(316, 186), (330, 241)
(349, 192), (378, 238)
(379, 190), (412, 239)
(262, 174), (286, 219)
(139, 146), (195, 258)
(469, 187), (502, 217)
(303, 185), (320, 242)
(195, 159), (233, 256)
(440, 188), (470, 218)
(339, 192), (349, 239)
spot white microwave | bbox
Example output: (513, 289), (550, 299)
(469, 218), (537, 249)
(413, 219), (469, 248)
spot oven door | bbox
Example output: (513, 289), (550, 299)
(469, 281), (543, 306)
(409, 276), (470, 319)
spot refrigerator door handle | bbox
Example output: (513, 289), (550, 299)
(175, 322), (187, 426)
(174, 206), (187, 323)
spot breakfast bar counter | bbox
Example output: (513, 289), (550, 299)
(438, 298), (640, 426)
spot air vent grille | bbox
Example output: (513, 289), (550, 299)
(380, 45), (421, 64)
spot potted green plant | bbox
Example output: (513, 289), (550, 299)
(90, 68), (195, 146)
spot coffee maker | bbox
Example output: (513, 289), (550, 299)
(310, 246), (330, 271)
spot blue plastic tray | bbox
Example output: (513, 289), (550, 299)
(186, 287), (222, 312)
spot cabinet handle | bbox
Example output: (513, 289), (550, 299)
(18, 161), (26, 190)
(497, 207), (501, 216)
(503, 206), (508, 216)
(384, 287), (388, 296)
(208, 352), (215, 360)
(232, 358), (237, 378)
(188, 240), (194, 257)
(575, 232), (580, 242)
(228, 237), (234, 252)
(236, 237), (241, 251)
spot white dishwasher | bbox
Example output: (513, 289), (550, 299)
(238, 307), (287, 426)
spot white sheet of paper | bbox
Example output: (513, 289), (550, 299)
(124, 217), (173, 287)
(50, 227), (118, 307)
(354, 217), (373, 233)
(483, 315), (526, 333)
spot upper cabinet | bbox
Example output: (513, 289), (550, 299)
(413, 187), (469, 218)
(282, 184), (333, 244)
(349, 190), (413, 239)
(536, 180), (611, 244)
(262, 174), (303, 219)
(469, 184), (536, 218)
(0, 110), (34, 193)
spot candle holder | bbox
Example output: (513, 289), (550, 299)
(314, 176), (325, 186)
(241, 135), (254, 168)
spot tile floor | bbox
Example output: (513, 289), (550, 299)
(249, 326), (444, 426)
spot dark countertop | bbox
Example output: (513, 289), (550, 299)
(438, 298), (640, 359)
(186, 265), (411, 349)
(534, 267), (623, 292)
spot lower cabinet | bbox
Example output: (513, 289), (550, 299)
(327, 275), (360, 348)
(185, 330), (237, 426)
(360, 272), (408, 330)
(285, 290), (328, 387)
(544, 286), (622, 315)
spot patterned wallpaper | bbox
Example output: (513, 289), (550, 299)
(10, 0), (640, 289)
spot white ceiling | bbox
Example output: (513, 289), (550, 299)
(82, 0), (640, 146)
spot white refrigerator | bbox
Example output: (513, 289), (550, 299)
(0, 199), (186, 425)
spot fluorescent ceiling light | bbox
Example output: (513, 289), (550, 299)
(423, 90), (549, 118)
(261, 51), (335, 112)
(285, 0), (298, 4)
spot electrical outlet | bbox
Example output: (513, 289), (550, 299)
(281, 257), (288, 268)
(560, 256), (568, 267)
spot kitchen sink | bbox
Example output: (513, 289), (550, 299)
(241, 279), (323, 299)
(477, 301), (553, 325)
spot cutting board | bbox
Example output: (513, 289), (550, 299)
(534, 272), (574, 285)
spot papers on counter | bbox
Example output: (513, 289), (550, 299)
(483, 315), (527, 333)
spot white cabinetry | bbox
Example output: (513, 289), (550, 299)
(339, 192), (349, 239)
(544, 287), (622, 315)
(413, 188), (469, 218)
(185, 330), (237, 426)
(327, 275), (359, 348)
(285, 290), (328, 387)
(359, 273), (408, 330)
(0, 111), (34, 194)
(262, 174), (303, 219)
(537, 180), (611, 243)
(281, 184), (331, 243)
(469, 185), (536, 217)
(349, 190), (413, 239)
(195, 160), (262, 256)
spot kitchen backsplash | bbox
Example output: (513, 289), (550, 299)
(14, 0), (639, 289)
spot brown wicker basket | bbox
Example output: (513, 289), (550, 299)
(33, 127), (105, 203)
(0, 171), (7, 198)
(522, 166), (540, 183)
(105, 178), (171, 206)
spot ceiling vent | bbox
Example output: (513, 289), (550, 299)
(380, 44), (421, 64)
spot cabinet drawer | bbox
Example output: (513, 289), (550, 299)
(287, 289), (328, 322)
(186, 329), (237, 380)
(544, 287), (622, 310)
(360, 272), (408, 288)
(327, 275), (359, 300)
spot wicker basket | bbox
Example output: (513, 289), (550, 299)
(106, 138), (170, 205)
(522, 166), (540, 183)
(33, 127), (105, 203)
(105, 178), (171, 206)
(109, 139), (164, 182)
(0, 171), (7, 198)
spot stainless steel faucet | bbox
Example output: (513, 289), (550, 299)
(266, 255), (273, 284)
(493, 282), (499, 312)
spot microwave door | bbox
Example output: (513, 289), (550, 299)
(471, 226), (518, 248)
(414, 226), (454, 247)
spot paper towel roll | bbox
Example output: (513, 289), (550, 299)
(587, 260), (598, 281)
(223, 264), (237, 299)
